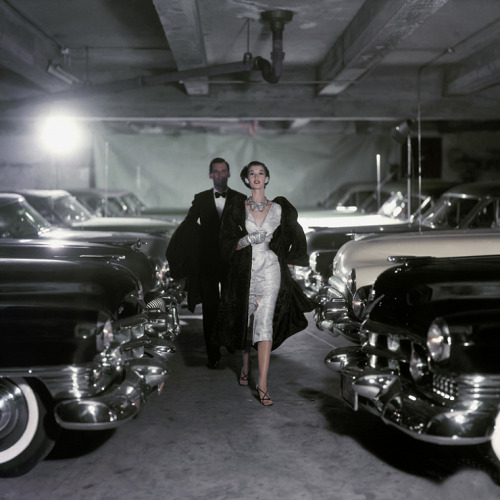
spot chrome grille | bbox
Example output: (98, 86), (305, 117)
(147, 297), (166, 312)
(360, 321), (413, 372)
(432, 373), (458, 400)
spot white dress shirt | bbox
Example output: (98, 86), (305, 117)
(214, 189), (227, 216)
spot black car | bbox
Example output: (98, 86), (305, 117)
(8, 189), (177, 236)
(325, 254), (500, 469)
(69, 187), (187, 223)
(0, 255), (176, 477)
(0, 192), (183, 302)
(69, 188), (145, 217)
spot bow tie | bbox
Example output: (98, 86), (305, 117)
(215, 191), (227, 198)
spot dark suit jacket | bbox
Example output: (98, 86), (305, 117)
(167, 187), (246, 311)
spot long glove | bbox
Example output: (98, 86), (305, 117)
(238, 231), (267, 248)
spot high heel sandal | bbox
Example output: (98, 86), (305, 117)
(238, 369), (250, 386)
(256, 386), (273, 406)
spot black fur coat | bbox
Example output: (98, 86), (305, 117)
(213, 196), (315, 352)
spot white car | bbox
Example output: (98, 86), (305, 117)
(312, 180), (500, 338)
(298, 180), (456, 232)
(316, 228), (500, 341)
(295, 180), (458, 293)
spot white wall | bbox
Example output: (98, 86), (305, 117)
(92, 132), (398, 209)
(1, 128), (500, 206)
(0, 133), (92, 190)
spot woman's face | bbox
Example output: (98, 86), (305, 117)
(248, 165), (268, 189)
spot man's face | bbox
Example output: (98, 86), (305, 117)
(209, 162), (230, 191)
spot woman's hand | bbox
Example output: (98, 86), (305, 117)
(237, 231), (266, 248)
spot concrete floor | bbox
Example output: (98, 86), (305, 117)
(2, 308), (500, 500)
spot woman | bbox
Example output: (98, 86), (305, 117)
(214, 161), (315, 406)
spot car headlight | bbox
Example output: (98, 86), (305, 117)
(351, 286), (369, 320)
(427, 317), (451, 362)
(346, 268), (356, 296)
(309, 253), (318, 270)
(155, 260), (169, 286)
(96, 317), (114, 352)
(291, 265), (309, 280)
(409, 344), (430, 382)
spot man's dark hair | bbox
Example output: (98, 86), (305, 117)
(209, 157), (230, 173)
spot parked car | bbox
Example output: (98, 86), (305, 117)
(315, 229), (500, 341)
(294, 180), (457, 290)
(309, 179), (402, 214)
(69, 188), (145, 217)
(0, 255), (176, 477)
(0, 192), (181, 305)
(325, 254), (500, 469)
(298, 180), (454, 231)
(316, 182), (378, 212)
(420, 181), (500, 230)
(315, 181), (500, 341)
(7, 189), (178, 237)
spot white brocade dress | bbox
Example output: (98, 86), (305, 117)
(246, 202), (282, 344)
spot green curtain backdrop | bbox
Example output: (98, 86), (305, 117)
(93, 132), (397, 209)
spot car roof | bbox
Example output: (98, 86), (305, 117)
(443, 181), (500, 197)
(68, 188), (132, 198)
(0, 192), (27, 207)
(9, 189), (72, 199)
(383, 179), (458, 195)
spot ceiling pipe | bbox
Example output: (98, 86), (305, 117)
(253, 10), (293, 84)
(3, 10), (294, 109)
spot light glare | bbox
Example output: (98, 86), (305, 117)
(39, 116), (84, 155)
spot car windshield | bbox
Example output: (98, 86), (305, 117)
(335, 189), (375, 211)
(421, 195), (481, 229)
(120, 193), (146, 214)
(377, 191), (430, 220)
(53, 195), (93, 224)
(104, 198), (128, 216)
(0, 199), (52, 238)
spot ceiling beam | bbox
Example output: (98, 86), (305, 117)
(7, 89), (497, 122)
(445, 43), (500, 95)
(444, 20), (500, 95)
(317, 0), (450, 96)
(152, 0), (209, 95)
(0, 1), (69, 91)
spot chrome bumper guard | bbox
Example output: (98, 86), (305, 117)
(315, 300), (349, 336)
(325, 346), (497, 446)
(54, 339), (170, 430)
(144, 298), (181, 339)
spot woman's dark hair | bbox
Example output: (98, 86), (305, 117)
(240, 161), (270, 188)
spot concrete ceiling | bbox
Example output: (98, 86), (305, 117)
(0, 0), (499, 136)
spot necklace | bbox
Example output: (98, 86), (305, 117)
(247, 196), (269, 212)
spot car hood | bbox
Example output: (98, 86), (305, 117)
(70, 216), (177, 235)
(41, 228), (168, 260)
(0, 237), (156, 294)
(299, 213), (404, 232)
(0, 257), (139, 312)
(367, 255), (500, 359)
(334, 229), (500, 289)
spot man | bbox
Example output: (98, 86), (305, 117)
(167, 157), (246, 368)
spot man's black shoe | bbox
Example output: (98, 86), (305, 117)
(206, 360), (220, 369)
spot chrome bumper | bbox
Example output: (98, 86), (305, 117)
(54, 339), (171, 430)
(325, 346), (497, 446)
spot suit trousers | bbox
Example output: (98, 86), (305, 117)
(200, 272), (222, 364)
